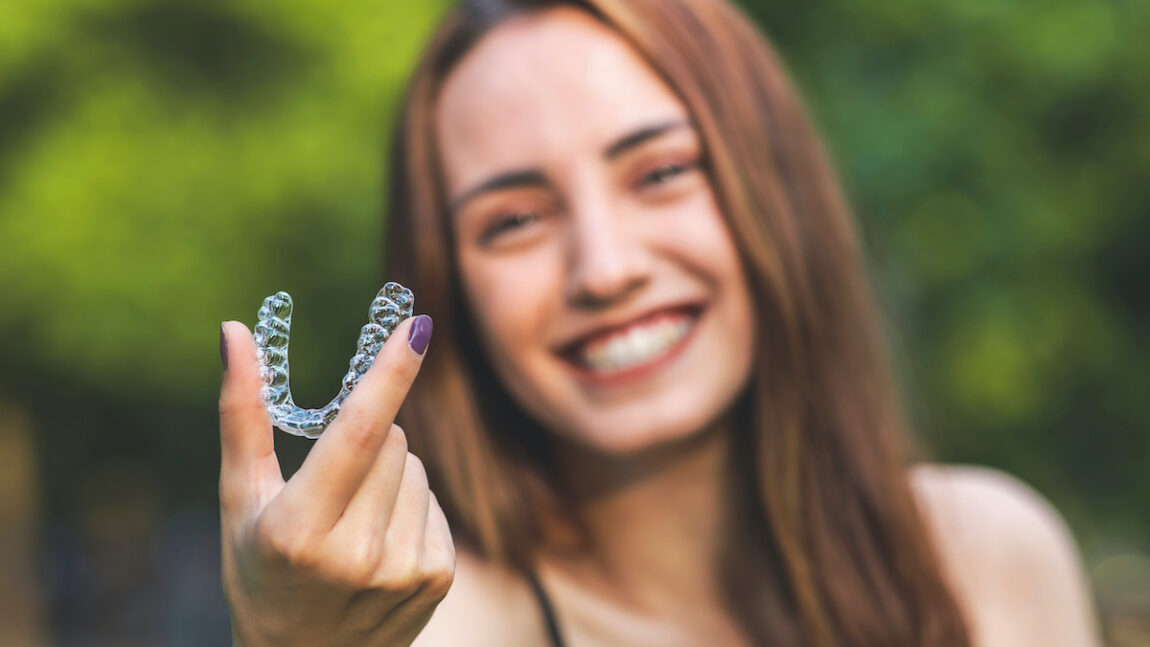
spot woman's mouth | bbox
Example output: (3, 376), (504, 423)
(559, 306), (701, 381)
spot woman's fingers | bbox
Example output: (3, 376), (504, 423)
(282, 315), (432, 529)
(382, 452), (432, 554)
(218, 321), (283, 514)
(423, 490), (456, 581)
(340, 424), (410, 535)
(321, 448), (435, 590)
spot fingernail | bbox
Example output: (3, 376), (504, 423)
(408, 315), (433, 355)
(219, 323), (229, 371)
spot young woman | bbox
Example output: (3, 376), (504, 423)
(217, 0), (1103, 645)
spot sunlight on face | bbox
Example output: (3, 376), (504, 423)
(436, 7), (755, 454)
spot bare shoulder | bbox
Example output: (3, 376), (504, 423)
(411, 546), (549, 647)
(909, 463), (1080, 556)
(909, 463), (1103, 647)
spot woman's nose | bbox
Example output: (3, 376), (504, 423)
(563, 199), (651, 309)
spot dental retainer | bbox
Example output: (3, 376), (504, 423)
(253, 282), (415, 438)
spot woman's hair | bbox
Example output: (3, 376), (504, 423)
(384, 0), (971, 645)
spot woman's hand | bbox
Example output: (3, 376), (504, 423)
(218, 316), (453, 647)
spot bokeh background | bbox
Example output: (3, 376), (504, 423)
(0, 0), (1146, 644)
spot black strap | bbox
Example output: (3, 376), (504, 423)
(527, 572), (566, 647)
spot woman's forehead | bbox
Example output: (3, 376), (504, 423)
(435, 7), (688, 188)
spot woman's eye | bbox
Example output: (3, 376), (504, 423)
(480, 210), (539, 244)
(639, 161), (696, 187)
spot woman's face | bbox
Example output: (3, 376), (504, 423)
(436, 8), (755, 454)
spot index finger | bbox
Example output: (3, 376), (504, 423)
(281, 314), (433, 528)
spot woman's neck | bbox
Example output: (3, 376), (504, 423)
(543, 419), (733, 616)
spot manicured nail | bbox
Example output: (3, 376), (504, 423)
(219, 323), (229, 371)
(408, 315), (433, 355)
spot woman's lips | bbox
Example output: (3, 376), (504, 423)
(558, 306), (702, 384)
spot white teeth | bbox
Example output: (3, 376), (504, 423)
(578, 316), (692, 373)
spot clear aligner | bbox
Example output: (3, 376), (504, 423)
(253, 282), (415, 438)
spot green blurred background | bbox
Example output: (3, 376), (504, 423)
(0, 0), (1146, 644)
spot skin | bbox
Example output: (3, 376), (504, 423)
(218, 7), (1104, 647)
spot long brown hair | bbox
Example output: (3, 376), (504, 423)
(384, 1), (971, 645)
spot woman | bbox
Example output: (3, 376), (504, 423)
(217, 0), (1103, 645)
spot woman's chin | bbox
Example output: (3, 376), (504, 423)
(553, 398), (726, 456)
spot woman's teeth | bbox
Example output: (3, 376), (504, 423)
(578, 316), (693, 373)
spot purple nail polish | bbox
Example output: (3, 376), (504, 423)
(408, 315), (433, 355)
(219, 323), (229, 371)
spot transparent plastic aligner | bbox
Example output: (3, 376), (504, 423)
(253, 282), (415, 438)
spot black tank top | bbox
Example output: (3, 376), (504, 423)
(527, 573), (566, 647)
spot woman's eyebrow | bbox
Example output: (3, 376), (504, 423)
(449, 119), (690, 216)
(450, 169), (549, 216)
(604, 119), (691, 160)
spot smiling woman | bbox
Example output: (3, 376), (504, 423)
(217, 0), (1103, 645)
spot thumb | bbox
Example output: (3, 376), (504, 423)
(218, 321), (283, 511)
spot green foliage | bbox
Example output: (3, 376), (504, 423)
(0, 0), (448, 406)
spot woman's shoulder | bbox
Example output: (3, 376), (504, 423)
(412, 545), (549, 647)
(908, 462), (1102, 647)
(909, 462), (1076, 545)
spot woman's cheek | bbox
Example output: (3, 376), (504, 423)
(650, 193), (733, 262)
(463, 246), (564, 357)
